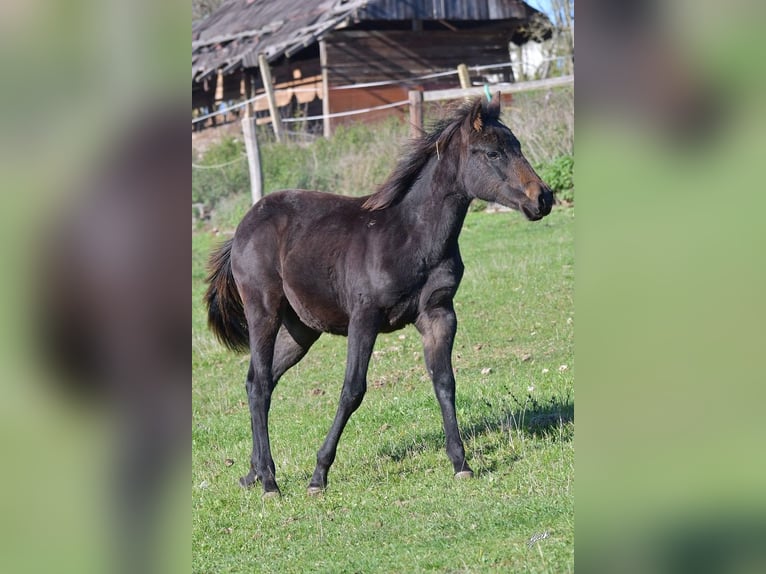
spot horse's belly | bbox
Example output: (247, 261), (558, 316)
(283, 282), (349, 335)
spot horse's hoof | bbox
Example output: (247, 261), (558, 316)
(239, 475), (257, 488)
(261, 490), (281, 500)
(307, 485), (324, 496)
(455, 470), (474, 479)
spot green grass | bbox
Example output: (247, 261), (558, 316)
(192, 207), (574, 573)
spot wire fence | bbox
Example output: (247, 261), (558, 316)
(191, 61), (528, 127)
(191, 155), (247, 170)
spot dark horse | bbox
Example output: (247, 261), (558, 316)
(205, 94), (554, 497)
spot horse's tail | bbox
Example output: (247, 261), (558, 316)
(204, 238), (250, 353)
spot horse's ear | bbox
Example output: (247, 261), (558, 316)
(487, 91), (502, 119)
(468, 97), (485, 133)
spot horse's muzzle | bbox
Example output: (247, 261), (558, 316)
(523, 182), (555, 220)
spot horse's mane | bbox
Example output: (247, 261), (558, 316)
(362, 97), (499, 211)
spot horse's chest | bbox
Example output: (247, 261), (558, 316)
(380, 264), (462, 330)
(379, 291), (420, 332)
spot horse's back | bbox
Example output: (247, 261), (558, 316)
(235, 189), (362, 244)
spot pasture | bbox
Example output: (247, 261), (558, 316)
(192, 206), (574, 572)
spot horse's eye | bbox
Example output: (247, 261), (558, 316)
(486, 151), (500, 160)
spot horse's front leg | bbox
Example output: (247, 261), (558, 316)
(416, 304), (473, 478)
(308, 311), (379, 494)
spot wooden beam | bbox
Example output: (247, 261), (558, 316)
(319, 39), (332, 138)
(258, 53), (283, 142)
(438, 19), (459, 32)
(423, 75), (574, 102)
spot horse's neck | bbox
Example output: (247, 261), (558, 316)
(397, 156), (470, 258)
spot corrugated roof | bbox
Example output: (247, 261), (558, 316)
(193, 0), (368, 81)
(361, 0), (533, 20)
(192, 0), (546, 82)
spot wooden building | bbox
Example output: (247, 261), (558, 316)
(192, 0), (551, 133)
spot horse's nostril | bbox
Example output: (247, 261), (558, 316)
(539, 188), (554, 213)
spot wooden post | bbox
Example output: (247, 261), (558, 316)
(241, 116), (263, 205)
(319, 39), (332, 138)
(408, 90), (424, 139)
(245, 74), (254, 118)
(215, 70), (224, 101)
(457, 63), (471, 89)
(258, 53), (283, 143)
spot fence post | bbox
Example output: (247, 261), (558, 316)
(241, 116), (263, 205)
(319, 39), (332, 138)
(457, 63), (471, 89)
(258, 53), (283, 143)
(408, 90), (423, 139)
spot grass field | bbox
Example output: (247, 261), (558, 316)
(192, 206), (574, 573)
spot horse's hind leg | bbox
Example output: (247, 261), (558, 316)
(309, 312), (379, 494)
(241, 314), (281, 496)
(272, 307), (320, 383)
(239, 360), (262, 488)
(240, 307), (319, 494)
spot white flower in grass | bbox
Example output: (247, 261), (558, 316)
(527, 384), (535, 393)
(542, 368), (549, 374)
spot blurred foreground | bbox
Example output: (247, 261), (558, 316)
(576, 1), (766, 572)
(0, 1), (188, 573)
(1, 0), (765, 572)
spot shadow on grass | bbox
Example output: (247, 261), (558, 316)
(466, 393), (574, 438)
(378, 394), (574, 464)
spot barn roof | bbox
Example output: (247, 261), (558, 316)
(192, 0), (549, 83)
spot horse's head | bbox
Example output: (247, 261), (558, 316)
(457, 93), (555, 221)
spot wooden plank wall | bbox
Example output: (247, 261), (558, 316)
(324, 29), (510, 85)
(328, 86), (409, 129)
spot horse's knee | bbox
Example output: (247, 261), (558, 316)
(432, 375), (456, 402)
(341, 381), (366, 410)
